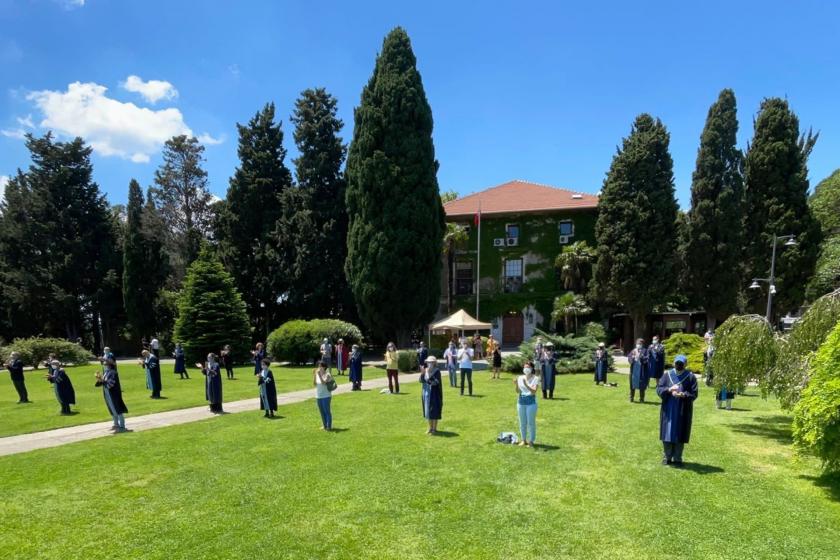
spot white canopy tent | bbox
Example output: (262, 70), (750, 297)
(428, 309), (492, 347)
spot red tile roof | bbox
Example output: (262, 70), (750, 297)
(443, 180), (599, 218)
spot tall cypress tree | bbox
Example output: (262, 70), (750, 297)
(593, 114), (679, 340)
(122, 179), (155, 338)
(685, 89), (744, 329)
(345, 27), (445, 343)
(743, 98), (822, 316)
(283, 88), (353, 319)
(216, 103), (292, 338)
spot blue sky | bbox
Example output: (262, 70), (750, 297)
(1, 0), (839, 208)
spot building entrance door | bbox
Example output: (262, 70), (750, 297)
(502, 312), (524, 345)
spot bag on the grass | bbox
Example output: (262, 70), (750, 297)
(497, 431), (519, 444)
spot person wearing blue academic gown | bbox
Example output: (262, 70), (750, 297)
(256, 358), (277, 417)
(142, 350), (162, 398)
(200, 354), (224, 413)
(541, 344), (557, 399)
(173, 343), (189, 379)
(648, 336), (666, 382)
(348, 345), (363, 390)
(46, 360), (75, 415)
(419, 356), (443, 434)
(628, 339), (650, 403)
(417, 342), (429, 373)
(5, 352), (29, 403)
(594, 343), (609, 385)
(96, 359), (128, 432)
(656, 354), (698, 466)
(252, 343), (266, 376)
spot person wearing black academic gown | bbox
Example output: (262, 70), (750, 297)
(5, 352), (29, 403)
(541, 344), (557, 399)
(419, 356), (443, 434)
(199, 353), (224, 413)
(46, 360), (75, 415)
(173, 343), (189, 379)
(417, 342), (429, 373)
(256, 358), (277, 417)
(348, 345), (363, 390)
(628, 339), (650, 403)
(656, 354), (698, 466)
(221, 345), (234, 380)
(648, 336), (666, 382)
(96, 359), (128, 432)
(142, 350), (162, 398)
(594, 343), (609, 385)
(251, 343), (266, 376)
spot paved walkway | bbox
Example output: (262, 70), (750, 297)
(0, 374), (419, 458)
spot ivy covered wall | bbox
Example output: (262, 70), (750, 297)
(449, 209), (597, 332)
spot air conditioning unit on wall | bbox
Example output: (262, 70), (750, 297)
(493, 238), (505, 247)
(506, 237), (519, 247)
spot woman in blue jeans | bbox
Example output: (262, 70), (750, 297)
(515, 361), (540, 447)
(314, 361), (333, 431)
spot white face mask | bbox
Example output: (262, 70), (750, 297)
(523, 367), (533, 376)
(636, 344), (642, 350)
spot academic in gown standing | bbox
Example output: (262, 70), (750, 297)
(46, 360), (75, 415)
(142, 350), (162, 398)
(594, 343), (609, 385)
(257, 358), (277, 417)
(96, 359), (128, 432)
(173, 343), (189, 379)
(252, 343), (266, 376)
(541, 344), (557, 399)
(348, 345), (363, 390)
(419, 356), (443, 434)
(656, 354), (698, 466)
(200, 354), (224, 413)
(648, 337), (666, 381)
(628, 339), (650, 402)
(5, 352), (29, 403)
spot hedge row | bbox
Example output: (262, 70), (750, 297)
(0, 337), (94, 368)
(267, 319), (364, 365)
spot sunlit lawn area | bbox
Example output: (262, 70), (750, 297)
(0, 362), (383, 438)
(0, 371), (838, 559)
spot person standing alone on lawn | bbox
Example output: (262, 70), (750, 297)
(384, 342), (400, 394)
(46, 359), (75, 415)
(656, 354), (698, 467)
(335, 339), (349, 376)
(256, 358), (277, 418)
(5, 351), (29, 403)
(173, 343), (189, 379)
(96, 358), (128, 433)
(314, 361), (334, 430)
(349, 344), (363, 391)
(417, 341), (428, 373)
(252, 343), (266, 376)
(648, 336), (666, 383)
(443, 341), (458, 387)
(541, 342), (557, 399)
(199, 353), (224, 414)
(141, 349), (162, 399)
(457, 340), (474, 396)
(594, 342), (609, 385)
(628, 338), (650, 403)
(420, 355), (443, 434)
(221, 344), (234, 380)
(515, 361), (539, 447)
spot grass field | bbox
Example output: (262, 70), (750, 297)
(1, 371), (838, 559)
(0, 362), (383, 438)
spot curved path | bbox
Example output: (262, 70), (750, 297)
(0, 374), (417, 457)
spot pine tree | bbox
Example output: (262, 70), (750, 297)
(0, 133), (121, 342)
(743, 98), (822, 316)
(122, 179), (154, 338)
(172, 247), (251, 363)
(345, 28), (445, 343)
(150, 135), (214, 280)
(592, 114), (679, 340)
(216, 103), (292, 337)
(284, 88), (353, 319)
(685, 89), (744, 329)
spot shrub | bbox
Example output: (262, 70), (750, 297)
(582, 322), (607, 343)
(710, 315), (778, 392)
(502, 329), (611, 374)
(768, 288), (840, 409)
(267, 319), (364, 365)
(793, 317), (840, 472)
(662, 333), (706, 373)
(0, 337), (93, 368)
(397, 350), (419, 372)
(172, 249), (252, 364)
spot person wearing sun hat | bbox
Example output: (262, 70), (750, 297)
(656, 354), (698, 467)
(419, 355), (443, 434)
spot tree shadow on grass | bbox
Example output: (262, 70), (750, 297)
(432, 431), (459, 438)
(680, 462), (725, 474)
(799, 472), (840, 503)
(729, 414), (793, 445)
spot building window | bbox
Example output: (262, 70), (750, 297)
(505, 223), (520, 240)
(455, 261), (473, 295)
(504, 258), (523, 293)
(558, 220), (574, 236)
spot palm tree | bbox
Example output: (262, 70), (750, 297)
(551, 291), (592, 334)
(443, 222), (469, 312)
(555, 241), (596, 292)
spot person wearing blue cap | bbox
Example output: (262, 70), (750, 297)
(656, 354), (698, 466)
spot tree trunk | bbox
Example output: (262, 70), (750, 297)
(631, 311), (646, 343)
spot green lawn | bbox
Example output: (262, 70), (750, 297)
(0, 372), (838, 559)
(0, 362), (382, 438)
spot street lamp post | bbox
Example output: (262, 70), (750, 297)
(749, 233), (797, 325)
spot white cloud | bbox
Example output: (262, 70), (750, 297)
(17, 115), (34, 128)
(55, 0), (85, 9)
(121, 75), (178, 104)
(197, 132), (224, 145)
(21, 81), (222, 163)
(1, 128), (26, 139)
(0, 175), (8, 203)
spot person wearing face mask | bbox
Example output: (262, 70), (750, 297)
(628, 338), (650, 403)
(541, 342), (557, 399)
(349, 344), (363, 391)
(95, 358), (128, 433)
(515, 361), (540, 447)
(419, 356), (443, 434)
(594, 342), (609, 385)
(140, 349), (162, 399)
(656, 354), (698, 466)
(457, 341), (474, 396)
(384, 342), (400, 394)
(443, 341), (458, 387)
(256, 358), (277, 418)
(198, 353), (224, 414)
(648, 336), (666, 382)
(45, 359), (75, 415)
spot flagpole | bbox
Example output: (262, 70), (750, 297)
(476, 200), (481, 320)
